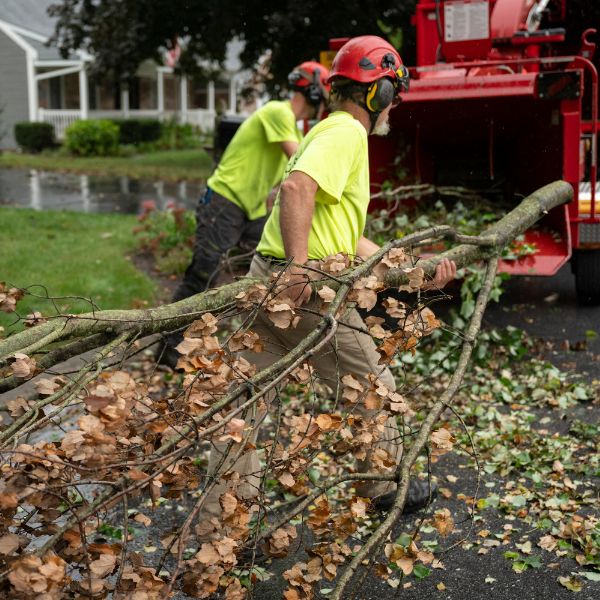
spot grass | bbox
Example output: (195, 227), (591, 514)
(0, 148), (213, 182)
(0, 208), (158, 334)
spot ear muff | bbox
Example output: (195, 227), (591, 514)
(365, 78), (396, 113)
(288, 68), (324, 107)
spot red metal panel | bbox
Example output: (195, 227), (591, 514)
(490, 0), (531, 39)
(498, 206), (571, 276)
(403, 72), (536, 102)
(415, 1), (442, 66)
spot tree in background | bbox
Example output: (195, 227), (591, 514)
(49, 0), (416, 88)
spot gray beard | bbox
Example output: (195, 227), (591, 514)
(373, 119), (390, 136)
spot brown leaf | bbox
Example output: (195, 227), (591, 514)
(432, 508), (455, 537)
(398, 267), (425, 292)
(6, 396), (31, 417)
(196, 543), (220, 565)
(10, 353), (36, 380)
(278, 471), (296, 488)
(318, 285), (336, 303)
(134, 513), (152, 527)
(220, 492), (238, 518)
(0, 534), (21, 555)
(320, 253), (349, 273)
(315, 413), (342, 431)
(185, 313), (219, 337)
(89, 553), (116, 578)
(350, 497), (369, 520)
(219, 418), (246, 443)
(267, 303), (298, 329)
(24, 312), (46, 327)
(224, 578), (247, 600)
(0, 283), (24, 313)
(0, 492), (19, 509)
(35, 377), (62, 396)
(430, 428), (454, 455)
(382, 296), (407, 319)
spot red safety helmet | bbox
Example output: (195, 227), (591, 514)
(327, 36), (409, 93)
(288, 61), (331, 106)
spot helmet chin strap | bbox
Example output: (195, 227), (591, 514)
(357, 97), (380, 134)
(368, 110), (380, 134)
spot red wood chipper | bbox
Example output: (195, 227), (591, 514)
(363, 0), (600, 303)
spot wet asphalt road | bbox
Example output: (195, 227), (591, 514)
(248, 265), (600, 600)
(483, 263), (600, 382)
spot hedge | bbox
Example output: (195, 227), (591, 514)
(64, 119), (120, 156)
(14, 122), (55, 153)
(112, 119), (162, 145)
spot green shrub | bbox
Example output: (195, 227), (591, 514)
(64, 119), (119, 156)
(133, 201), (195, 275)
(156, 120), (201, 150)
(112, 119), (162, 145)
(14, 122), (55, 153)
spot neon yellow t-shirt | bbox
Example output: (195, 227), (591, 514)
(207, 101), (302, 221)
(257, 111), (369, 260)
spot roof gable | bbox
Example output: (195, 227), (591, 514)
(0, 0), (55, 37)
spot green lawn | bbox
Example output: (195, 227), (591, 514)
(0, 208), (157, 334)
(0, 149), (213, 182)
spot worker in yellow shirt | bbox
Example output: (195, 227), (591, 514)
(159, 62), (330, 367)
(202, 36), (456, 518)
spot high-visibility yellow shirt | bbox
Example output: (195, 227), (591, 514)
(207, 101), (302, 221)
(257, 111), (369, 259)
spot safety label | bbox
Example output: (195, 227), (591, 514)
(444, 1), (490, 42)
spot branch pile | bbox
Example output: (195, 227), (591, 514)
(0, 182), (572, 599)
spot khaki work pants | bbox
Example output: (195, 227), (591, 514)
(203, 255), (403, 515)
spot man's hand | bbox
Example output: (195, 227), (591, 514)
(285, 266), (313, 306)
(422, 258), (457, 290)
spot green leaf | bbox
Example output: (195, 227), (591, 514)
(396, 533), (412, 548)
(524, 555), (542, 568)
(580, 572), (600, 582)
(307, 468), (320, 485)
(510, 495), (527, 508)
(572, 386), (588, 401)
(585, 329), (597, 339)
(503, 551), (520, 560)
(512, 561), (527, 573)
(413, 564), (431, 580)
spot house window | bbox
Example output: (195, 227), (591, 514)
(37, 74), (63, 109)
(188, 77), (208, 109)
(63, 73), (80, 109)
(138, 77), (157, 110)
(164, 74), (180, 111)
(214, 78), (231, 113)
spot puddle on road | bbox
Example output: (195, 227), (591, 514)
(0, 169), (203, 214)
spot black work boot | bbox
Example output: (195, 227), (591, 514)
(373, 479), (438, 513)
(154, 333), (184, 370)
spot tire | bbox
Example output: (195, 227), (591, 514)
(574, 249), (600, 305)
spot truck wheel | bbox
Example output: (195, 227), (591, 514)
(574, 250), (600, 305)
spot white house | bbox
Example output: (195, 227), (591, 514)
(0, 0), (247, 149)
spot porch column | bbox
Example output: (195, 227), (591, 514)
(157, 69), (165, 115)
(121, 85), (130, 117)
(228, 77), (236, 113)
(79, 66), (89, 119)
(208, 80), (215, 113)
(26, 54), (38, 121)
(180, 75), (188, 123)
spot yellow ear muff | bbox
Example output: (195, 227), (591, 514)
(366, 82), (378, 112)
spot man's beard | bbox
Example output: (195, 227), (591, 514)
(372, 117), (390, 136)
